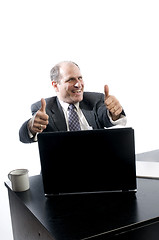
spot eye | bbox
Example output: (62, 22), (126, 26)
(78, 76), (83, 81)
(66, 78), (74, 83)
(68, 78), (75, 82)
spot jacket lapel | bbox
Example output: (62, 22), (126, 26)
(47, 97), (67, 131)
(46, 95), (99, 131)
(79, 101), (98, 129)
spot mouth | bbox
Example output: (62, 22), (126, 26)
(72, 89), (83, 94)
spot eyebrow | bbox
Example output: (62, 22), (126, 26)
(65, 76), (83, 82)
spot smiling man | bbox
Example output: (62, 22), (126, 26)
(52, 61), (84, 104)
(19, 61), (127, 143)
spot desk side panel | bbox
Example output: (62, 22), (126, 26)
(8, 188), (55, 240)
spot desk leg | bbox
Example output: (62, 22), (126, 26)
(7, 189), (54, 240)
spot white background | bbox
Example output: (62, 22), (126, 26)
(0, 1), (159, 239)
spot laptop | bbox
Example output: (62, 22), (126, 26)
(37, 128), (137, 196)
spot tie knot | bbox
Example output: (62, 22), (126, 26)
(68, 104), (76, 111)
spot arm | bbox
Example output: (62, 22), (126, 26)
(104, 85), (124, 121)
(19, 119), (35, 143)
(97, 86), (126, 128)
(19, 99), (49, 144)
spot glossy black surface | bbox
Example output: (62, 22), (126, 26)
(37, 128), (136, 195)
(5, 175), (159, 240)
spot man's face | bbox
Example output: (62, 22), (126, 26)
(53, 63), (84, 104)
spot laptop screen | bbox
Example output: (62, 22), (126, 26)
(37, 128), (137, 196)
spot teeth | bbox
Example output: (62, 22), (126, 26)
(73, 90), (81, 93)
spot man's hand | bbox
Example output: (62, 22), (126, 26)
(104, 85), (123, 121)
(28, 98), (49, 135)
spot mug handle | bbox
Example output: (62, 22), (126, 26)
(8, 173), (11, 181)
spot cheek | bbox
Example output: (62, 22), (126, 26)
(60, 85), (71, 97)
(57, 83), (73, 97)
(64, 84), (73, 93)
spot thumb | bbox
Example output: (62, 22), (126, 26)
(104, 85), (109, 98)
(40, 98), (46, 113)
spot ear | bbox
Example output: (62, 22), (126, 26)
(52, 81), (59, 92)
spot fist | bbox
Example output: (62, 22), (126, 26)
(29, 98), (49, 135)
(104, 85), (123, 121)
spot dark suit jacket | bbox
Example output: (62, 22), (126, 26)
(19, 92), (125, 143)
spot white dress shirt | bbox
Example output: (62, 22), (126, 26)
(59, 100), (93, 130)
(59, 99), (127, 131)
(28, 99), (127, 140)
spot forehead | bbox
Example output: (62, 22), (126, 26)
(60, 63), (82, 80)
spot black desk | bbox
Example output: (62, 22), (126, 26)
(5, 174), (159, 240)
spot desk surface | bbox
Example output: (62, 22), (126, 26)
(5, 175), (159, 240)
(136, 149), (159, 162)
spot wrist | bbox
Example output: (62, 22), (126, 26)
(28, 118), (36, 136)
(110, 113), (120, 121)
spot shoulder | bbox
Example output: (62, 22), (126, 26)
(83, 91), (104, 102)
(80, 92), (104, 109)
(31, 96), (57, 113)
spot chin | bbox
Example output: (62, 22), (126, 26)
(63, 92), (84, 104)
(74, 94), (83, 103)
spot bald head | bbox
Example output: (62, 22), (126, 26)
(50, 61), (80, 84)
(50, 60), (84, 104)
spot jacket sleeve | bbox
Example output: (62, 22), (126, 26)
(19, 101), (41, 144)
(19, 119), (35, 143)
(96, 93), (126, 128)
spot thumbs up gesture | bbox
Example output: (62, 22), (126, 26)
(104, 85), (123, 121)
(29, 98), (49, 135)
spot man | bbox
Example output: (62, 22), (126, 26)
(19, 61), (127, 143)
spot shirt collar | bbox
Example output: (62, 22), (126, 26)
(58, 98), (79, 111)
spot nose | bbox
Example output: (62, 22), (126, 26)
(74, 81), (81, 88)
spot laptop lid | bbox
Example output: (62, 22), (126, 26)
(37, 128), (137, 196)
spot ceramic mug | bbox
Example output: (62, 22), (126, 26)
(8, 169), (30, 192)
